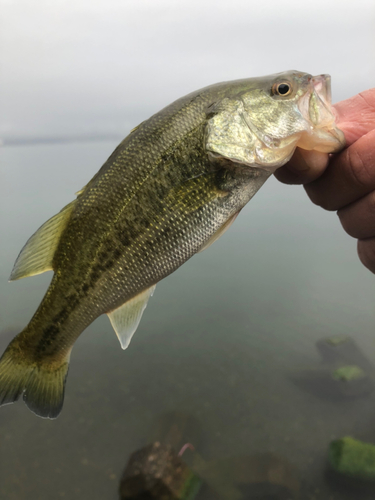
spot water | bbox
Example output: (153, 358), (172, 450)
(0, 141), (374, 499)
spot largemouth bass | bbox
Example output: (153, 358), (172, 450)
(0, 71), (345, 418)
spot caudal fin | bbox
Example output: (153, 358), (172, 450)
(0, 334), (70, 419)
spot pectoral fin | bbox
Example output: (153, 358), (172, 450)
(198, 211), (239, 253)
(107, 285), (156, 350)
(9, 201), (75, 281)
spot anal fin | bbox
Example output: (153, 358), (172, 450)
(107, 285), (156, 350)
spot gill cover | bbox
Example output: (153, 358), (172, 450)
(205, 96), (303, 171)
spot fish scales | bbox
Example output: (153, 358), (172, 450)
(0, 71), (345, 418)
(32, 131), (254, 357)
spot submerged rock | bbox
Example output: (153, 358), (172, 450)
(291, 335), (375, 400)
(291, 365), (374, 400)
(119, 442), (202, 500)
(332, 365), (365, 381)
(331, 365), (374, 398)
(316, 336), (374, 372)
(123, 413), (298, 499)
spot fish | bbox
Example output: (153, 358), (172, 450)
(0, 71), (345, 418)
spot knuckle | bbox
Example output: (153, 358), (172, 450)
(345, 147), (373, 189)
(337, 208), (355, 237)
(338, 192), (375, 238)
(358, 239), (375, 274)
(368, 190), (375, 215)
(319, 200), (337, 211)
(358, 90), (375, 114)
(304, 184), (336, 211)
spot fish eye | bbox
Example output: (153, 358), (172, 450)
(272, 82), (292, 97)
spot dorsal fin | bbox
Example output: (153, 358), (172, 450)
(74, 187), (86, 197)
(75, 168), (102, 197)
(9, 201), (75, 281)
(130, 121), (144, 134)
(107, 285), (156, 350)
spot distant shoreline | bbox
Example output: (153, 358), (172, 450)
(0, 135), (124, 147)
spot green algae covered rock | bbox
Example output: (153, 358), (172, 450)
(332, 365), (366, 382)
(326, 336), (350, 347)
(329, 437), (375, 481)
(331, 365), (373, 398)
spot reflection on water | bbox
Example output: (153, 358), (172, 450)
(0, 141), (374, 499)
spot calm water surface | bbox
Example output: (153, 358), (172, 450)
(0, 141), (374, 499)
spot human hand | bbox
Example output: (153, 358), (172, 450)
(275, 89), (375, 273)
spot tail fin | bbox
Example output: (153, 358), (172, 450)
(0, 334), (70, 419)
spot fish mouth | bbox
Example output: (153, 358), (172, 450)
(297, 74), (345, 153)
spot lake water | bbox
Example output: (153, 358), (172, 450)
(0, 140), (374, 499)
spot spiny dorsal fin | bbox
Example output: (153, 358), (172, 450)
(9, 201), (75, 281)
(75, 169), (102, 197)
(74, 187), (85, 196)
(198, 211), (239, 253)
(130, 121), (144, 134)
(107, 285), (156, 350)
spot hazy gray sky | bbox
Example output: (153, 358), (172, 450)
(1, 0), (374, 141)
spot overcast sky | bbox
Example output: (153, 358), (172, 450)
(1, 0), (374, 142)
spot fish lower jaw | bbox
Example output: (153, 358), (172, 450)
(296, 126), (345, 153)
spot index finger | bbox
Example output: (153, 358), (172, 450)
(335, 89), (375, 147)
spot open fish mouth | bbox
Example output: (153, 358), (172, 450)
(297, 74), (345, 153)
